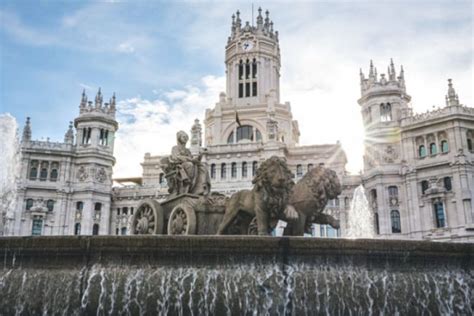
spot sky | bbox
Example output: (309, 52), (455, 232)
(1, 0), (472, 178)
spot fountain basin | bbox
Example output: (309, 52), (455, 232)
(1, 236), (473, 314)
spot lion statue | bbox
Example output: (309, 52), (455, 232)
(286, 165), (342, 236)
(217, 156), (294, 235)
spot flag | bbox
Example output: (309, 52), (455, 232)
(235, 110), (242, 127)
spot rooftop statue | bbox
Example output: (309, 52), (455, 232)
(161, 131), (210, 197)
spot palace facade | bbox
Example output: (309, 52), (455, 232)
(5, 9), (473, 241)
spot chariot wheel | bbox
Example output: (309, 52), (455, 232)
(167, 204), (196, 235)
(248, 217), (278, 235)
(131, 199), (164, 235)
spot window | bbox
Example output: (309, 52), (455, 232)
(252, 58), (257, 79)
(26, 199), (33, 210)
(380, 103), (392, 122)
(344, 197), (349, 208)
(307, 164), (313, 171)
(236, 125), (253, 142)
(40, 162), (48, 181)
(418, 145), (426, 158)
(117, 208), (120, 216)
(252, 82), (257, 97)
(116, 228), (119, 235)
(99, 129), (109, 146)
(131, 207), (134, 215)
(468, 139), (473, 151)
(29, 160), (38, 180)
(421, 180), (429, 194)
(370, 189), (377, 206)
(441, 140), (449, 153)
(242, 162), (248, 178)
(92, 224), (99, 235)
(74, 223), (81, 235)
(50, 162), (59, 181)
(252, 161), (258, 177)
(159, 173), (165, 185)
(231, 163), (237, 178)
(296, 165), (303, 177)
(388, 186), (398, 198)
(374, 212), (380, 234)
(82, 127), (92, 145)
(76, 201), (84, 211)
(443, 177), (452, 191)
(238, 59), (258, 99)
(433, 202), (446, 228)
(94, 203), (102, 211)
(238, 60), (243, 80)
(256, 129), (262, 141)
(122, 207), (128, 215)
(429, 143), (437, 155)
(221, 163), (226, 179)
(121, 227), (127, 235)
(245, 60), (250, 79)
(46, 200), (54, 212)
(238, 83), (243, 98)
(245, 83), (250, 97)
(210, 164), (216, 179)
(31, 217), (43, 236)
(390, 210), (401, 233)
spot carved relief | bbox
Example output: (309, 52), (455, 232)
(77, 166), (88, 181)
(384, 145), (398, 163)
(95, 168), (107, 183)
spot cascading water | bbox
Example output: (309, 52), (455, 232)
(0, 114), (20, 236)
(345, 184), (375, 238)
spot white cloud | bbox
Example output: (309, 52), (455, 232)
(113, 75), (225, 177)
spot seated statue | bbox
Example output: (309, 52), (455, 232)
(161, 131), (210, 196)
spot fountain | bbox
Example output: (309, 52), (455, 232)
(346, 184), (375, 238)
(0, 114), (20, 236)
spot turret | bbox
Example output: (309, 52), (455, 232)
(74, 88), (118, 154)
(64, 121), (74, 144)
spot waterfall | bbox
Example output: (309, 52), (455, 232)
(0, 114), (20, 236)
(345, 184), (375, 238)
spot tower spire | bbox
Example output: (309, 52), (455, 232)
(389, 58), (396, 80)
(446, 79), (460, 106)
(256, 7), (263, 29)
(64, 121), (74, 144)
(22, 117), (32, 143)
(95, 88), (103, 108)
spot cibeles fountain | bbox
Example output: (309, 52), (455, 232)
(1, 129), (473, 315)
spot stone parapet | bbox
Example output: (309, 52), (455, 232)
(401, 105), (474, 128)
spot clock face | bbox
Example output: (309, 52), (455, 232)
(242, 40), (253, 51)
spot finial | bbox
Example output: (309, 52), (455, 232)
(95, 87), (103, 107)
(369, 60), (374, 77)
(446, 78), (459, 106)
(270, 21), (274, 32)
(80, 89), (88, 108)
(389, 58), (396, 80)
(256, 7), (263, 27)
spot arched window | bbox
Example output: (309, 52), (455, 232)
(380, 103), (392, 122)
(390, 210), (401, 233)
(388, 186), (398, 198)
(50, 162), (59, 181)
(46, 200), (54, 212)
(99, 129), (109, 146)
(227, 132), (235, 144)
(440, 140), (449, 153)
(370, 189), (377, 207)
(374, 212), (380, 234)
(26, 198), (33, 210)
(238, 60), (243, 80)
(122, 207), (128, 215)
(159, 173), (165, 184)
(237, 125), (253, 142)
(82, 127), (92, 145)
(210, 164), (216, 179)
(74, 223), (81, 235)
(242, 162), (248, 178)
(94, 203), (102, 211)
(418, 145), (426, 158)
(421, 180), (429, 194)
(231, 163), (237, 178)
(429, 143), (437, 155)
(221, 163), (226, 179)
(296, 165), (303, 177)
(92, 224), (99, 235)
(29, 160), (38, 180)
(307, 164), (313, 171)
(121, 227), (127, 235)
(76, 201), (84, 211)
(252, 161), (258, 177)
(433, 202), (446, 228)
(39, 162), (48, 181)
(444, 177), (452, 191)
(252, 58), (257, 79)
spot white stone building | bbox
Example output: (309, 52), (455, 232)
(6, 9), (473, 242)
(5, 90), (118, 236)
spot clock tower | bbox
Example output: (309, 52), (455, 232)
(225, 8), (281, 106)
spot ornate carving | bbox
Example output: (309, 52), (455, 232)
(77, 166), (88, 181)
(384, 145), (398, 163)
(95, 168), (107, 183)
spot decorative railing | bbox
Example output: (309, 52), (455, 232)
(401, 105), (474, 126)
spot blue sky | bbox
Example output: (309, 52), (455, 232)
(1, 0), (472, 177)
